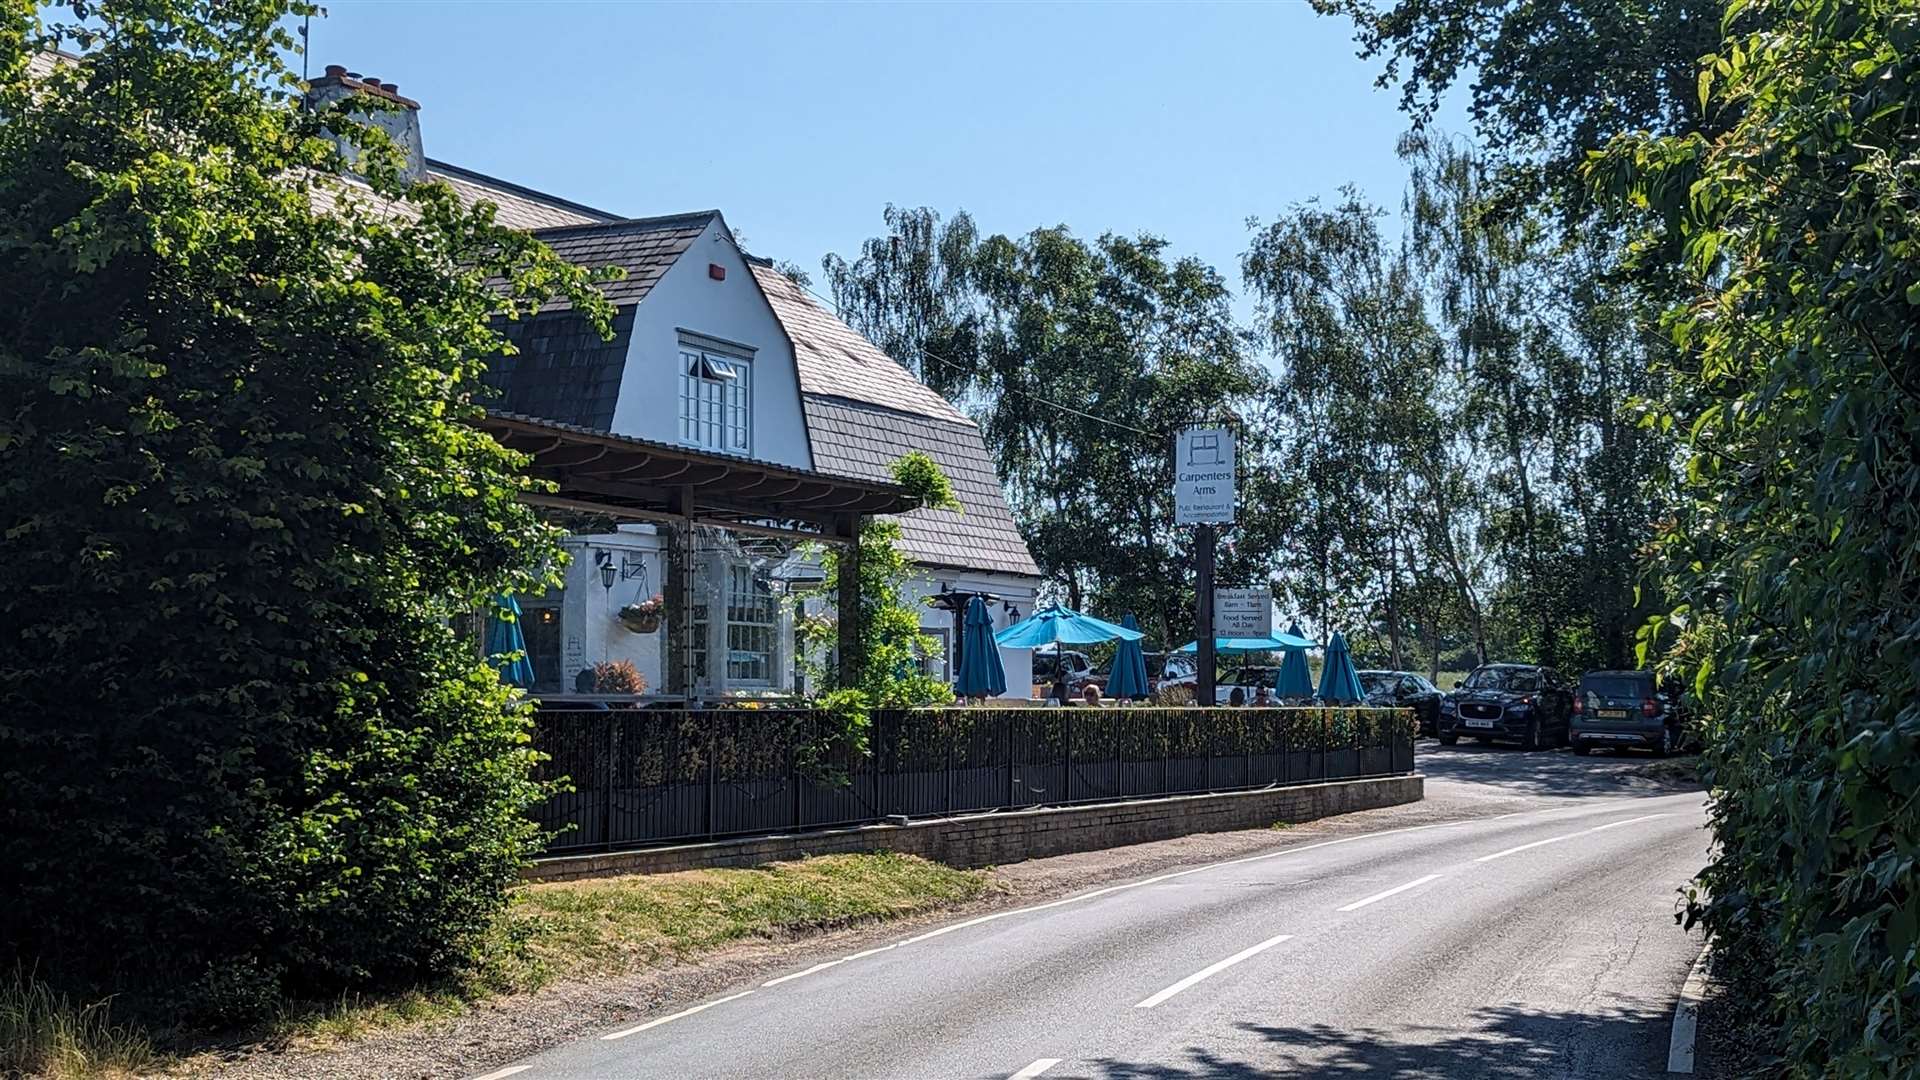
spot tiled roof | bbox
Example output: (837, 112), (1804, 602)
(748, 262), (969, 424)
(804, 395), (1041, 578)
(527, 213), (717, 311)
(26, 48), (78, 80)
(487, 307), (636, 431)
(424, 159), (617, 231)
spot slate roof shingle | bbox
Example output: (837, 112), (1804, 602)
(803, 396), (1041, 578)
(748, 263), (967, 424)
(528, 213), (717, 311)
(424, 159), (617, 231)
(486, 307), (636, 431)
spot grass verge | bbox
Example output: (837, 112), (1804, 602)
(249, 852), (992, 1051)
(0, 968), (156, 1079)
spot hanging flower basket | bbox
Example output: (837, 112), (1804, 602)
(618, 594), (665, 634)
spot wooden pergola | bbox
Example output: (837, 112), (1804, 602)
(480, 411), (919, 695)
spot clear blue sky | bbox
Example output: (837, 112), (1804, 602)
(308, 2), (1465, 304)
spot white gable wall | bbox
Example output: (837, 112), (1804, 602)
(608, 218), (813, 472)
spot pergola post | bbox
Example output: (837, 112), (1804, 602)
(665, 486), (694, 699)
(836, 512), (864, 690)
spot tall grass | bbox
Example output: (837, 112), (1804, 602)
(0, 970), (153, 1079)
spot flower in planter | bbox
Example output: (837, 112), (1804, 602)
(618, 594), (665, 633)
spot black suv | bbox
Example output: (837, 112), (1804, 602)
(1571, 670), (1686, 757)
(1358, 670), (1443, 735)
(1437, 664), (1574, 749)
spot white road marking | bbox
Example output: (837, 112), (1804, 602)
(1589, 813), (1671, 832)
(1337, 873), (1441, 912)
(1010, 1058), (1062, 1078)
(601, 990), (755, 1040)
(762, 959), (846, 987)
(1478, 813), (1677, 862)
(1476, 834), (1578, 862)
(891, 818), (1476, 951)
(1134, 932), (1295, 1008)
(467, 1067), (531, 1080)
(1668, 937), (1713, 1073)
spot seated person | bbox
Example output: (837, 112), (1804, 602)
(1080, 683), (1103, 707)
(1228, 686), (1247, 707)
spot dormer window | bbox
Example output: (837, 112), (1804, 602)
(678, 334), (752, 454)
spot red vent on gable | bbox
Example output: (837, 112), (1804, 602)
(708, 263), (727, 281)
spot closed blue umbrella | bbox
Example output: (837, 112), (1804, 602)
(1317, 630), (1365, 703)
(954, 596), (1008, 699)
(1276, 620), (1315, 698)
(996, 604), (1144, 648)
(1104, 613), (1151, 699)
(485, 594), (535, 689)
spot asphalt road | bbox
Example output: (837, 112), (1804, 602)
(486, 744), (1710, 1080)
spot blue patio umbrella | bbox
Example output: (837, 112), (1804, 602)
(1104, 613), (1151, 699)
(995, 604), (1144, 648)
(1275, 621), (1315, 698)
(485, 594), (535, 689)
(954, 596), (1008, 698)
(1173, 627), (1318, 654)
(1317, 630), (1366, 703)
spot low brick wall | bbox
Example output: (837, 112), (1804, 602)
(525, 773), (1423, 882)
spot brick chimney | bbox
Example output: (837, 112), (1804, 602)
(304, 63), (426, 183)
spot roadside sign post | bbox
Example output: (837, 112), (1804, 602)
(1175, 425), (1236, 707)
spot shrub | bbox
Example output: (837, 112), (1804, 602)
(591, 660), (648, 695)
(0, 1), (614, 1012)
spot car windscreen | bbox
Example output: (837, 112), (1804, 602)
(1359, 673), (1396, 696)
(1581, 674), (1651, 699)
(1464, 667), (1541, 691)
(1233, 668), (1278, 688)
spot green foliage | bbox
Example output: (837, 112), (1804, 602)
(798, 458), (958, 713)
(891, 450), (960, 512)
(825, 210), (1272, 649)
(1589, 0), (1920, 1071)
(0, 0), (613, 1011)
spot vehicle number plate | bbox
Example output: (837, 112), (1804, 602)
(1598, 709), (1629, 719)
(1464, 719), (1495, 729)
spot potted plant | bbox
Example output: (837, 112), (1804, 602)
(618, 593), (665, 634)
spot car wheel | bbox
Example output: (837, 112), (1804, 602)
(1571, 742), (1592, 756)
(1437, 733), (1458, 746)
(1523, 718), (1542, 751)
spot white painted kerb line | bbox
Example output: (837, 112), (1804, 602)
(467, 1066), (531, 1080)
(1135, 932), (1294, 1008)
(1010, 1058), (1062, 1079)
(763, 958), (846, 987)
(601, 989), (755, 1040)
(1337, 873), (1441, 912)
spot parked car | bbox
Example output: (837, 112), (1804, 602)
(1570, 669), (1687, 757)
(1215, 665), (1285, 705)
(1358, 670), (1443, 735)
(1436, 663), (1574, 749)
(1033, 650), (1099, 699)
(1144, 651), (1197, 693)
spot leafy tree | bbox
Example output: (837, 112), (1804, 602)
(0, 0), (612, 1011)
(1243, 188), (1450, 662)
(826, 210), (1274, 649)
(1313, 0), (1727, 220)
(1590, 0), (1920, 1070)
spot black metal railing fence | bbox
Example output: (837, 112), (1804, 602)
(528, 705), (1416, 854)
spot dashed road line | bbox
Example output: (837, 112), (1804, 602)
(1135, 932), (1294, 1008)
(1010, 1058), (1062, 1078)
(1337, 873), (1442, 912)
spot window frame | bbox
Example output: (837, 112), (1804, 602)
(677, 333), (754, 455)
